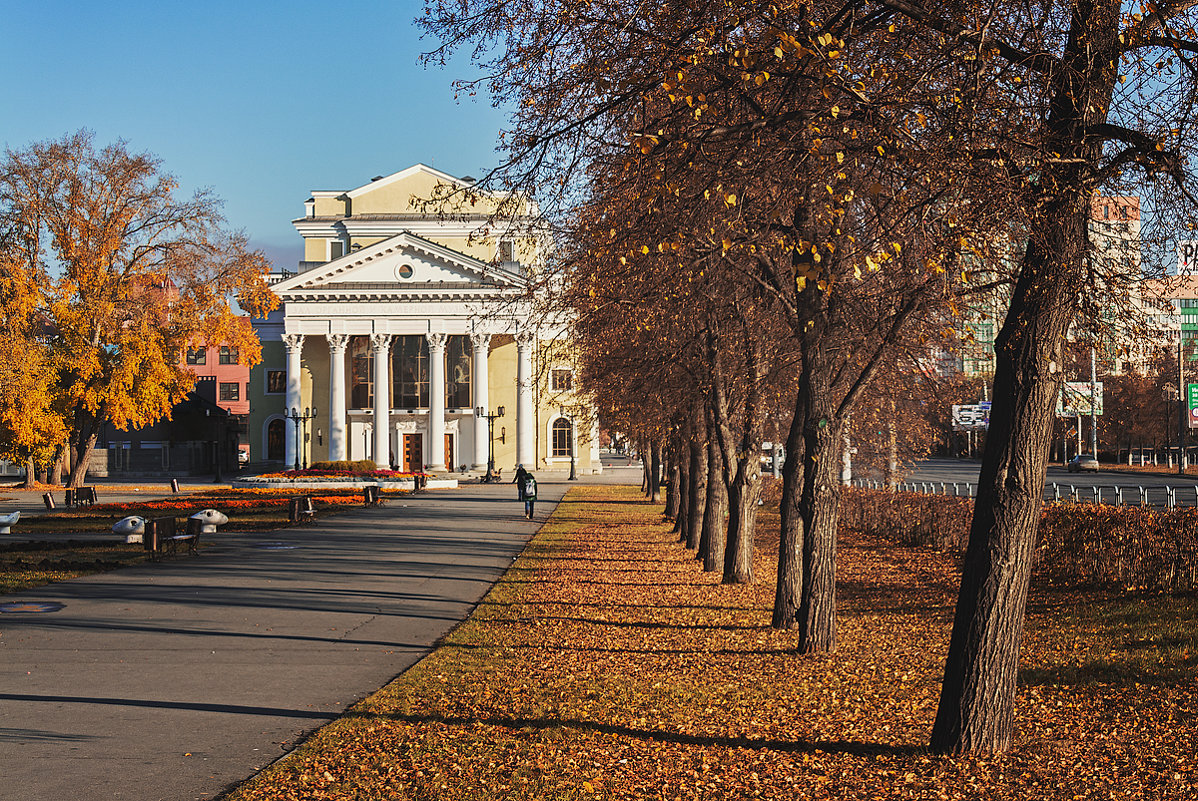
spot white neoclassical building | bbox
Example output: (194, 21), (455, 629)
(248, 165), (599, 476)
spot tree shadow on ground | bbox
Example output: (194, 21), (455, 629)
(356, 710), (923, 757)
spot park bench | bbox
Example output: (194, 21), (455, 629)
(143, 516), (199, 560)
(288, 496), (316, 524)
(65, 486), (98, 508)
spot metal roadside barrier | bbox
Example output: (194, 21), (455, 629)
(851, 477), (1198, 509)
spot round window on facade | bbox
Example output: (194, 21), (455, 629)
(396, 264), (414, 280)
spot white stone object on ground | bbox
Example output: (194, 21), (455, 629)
(112, 515), (147, 544)
(0, 510), (19, 534)
(189, 509), (229, 535)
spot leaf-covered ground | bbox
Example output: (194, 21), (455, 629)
(226, 485), (1197, 800)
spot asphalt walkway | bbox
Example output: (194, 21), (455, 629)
(0, 479), (573, 801)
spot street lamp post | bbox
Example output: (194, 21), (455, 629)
(476, 405), (505, 482)
(561, 404), (584, 481)
(284, 407), (317, 471)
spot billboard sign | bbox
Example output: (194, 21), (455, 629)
(1057, 382), (1104, 417)
(952, 404), (990, 431)
(1188, 383), (1198, 429)
(1180, 241), (1198, 274)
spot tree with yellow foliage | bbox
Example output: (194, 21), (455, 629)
(1, 131), (277, 487)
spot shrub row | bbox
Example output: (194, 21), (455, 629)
(308, 459), (376, 473)
(838, 487), (1198, 593)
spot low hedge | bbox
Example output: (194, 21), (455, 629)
(309, 459), (377, 473)
(839, 486), (1198, 593)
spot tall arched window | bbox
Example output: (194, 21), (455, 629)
(267, 419), (285, 461)
(445, 335), (472, 409)
(392, 335), (430, 408)
(552, 418), (573, 457)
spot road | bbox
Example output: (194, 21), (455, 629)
(0, 480), (567, 801)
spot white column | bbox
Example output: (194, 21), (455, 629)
(326, 333), (349, 462)
(283, 334), (304, 469)
(516, 331), (535, 468)
(370, 333), (392, 468)
(426, 333), (448, 471)
(470, 332), (491, 469)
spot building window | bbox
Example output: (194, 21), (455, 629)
(350, 337), (374, 410)
(446, 335), (472, 409)
(267, 419), (285, 461)
(552, 418), (573, 458)
(551, 369), (573, 392)
(219, 382), (240, 402)
(219, 346), (239, 365)
(392, 335), (429, 408)
(330, 240), (344, 260)
(186, 347), (206, 365)
(498, 240), (515, 262)
(266, 370), (286, 394)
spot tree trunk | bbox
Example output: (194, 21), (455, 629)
(649, 441), (662, 503)
(67, 430), (98, 488)
(797, 408), (844, 653)
(930, 0), (1120, 754)
(674, 443), (691, 539)
(49, 443), (67, 486)
(685, 435), (707, 551)
(701, 434), (728, 572)
(773, 392), (807, 628)
(23, 456), (36, 488)
(725, 450), (761, 584)
(664, 447), (681, 519)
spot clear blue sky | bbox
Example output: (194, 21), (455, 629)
(0, 0), (508, 269)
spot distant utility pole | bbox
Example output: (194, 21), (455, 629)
(1181, 335), (1188, 475)
(1090, 346), (1098, 458)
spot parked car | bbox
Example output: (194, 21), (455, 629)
(238, 449), (249, 465)
(1067, 454), (1099, 472)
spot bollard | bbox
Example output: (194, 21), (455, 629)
(170, 478), (180, 494)
(42, 492), (55, 510)
(1070, 485), (1078, 503)
(1139, 486), (1146, 506)
(952, 482), (959, 497)
(1115, 487), (1123, 506)
(1168, 486), (1177, 509)
(1093, 486), (1100, 505)
(1052, 483), (1060, 502)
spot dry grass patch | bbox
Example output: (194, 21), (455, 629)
(225, 485), (1197, 801)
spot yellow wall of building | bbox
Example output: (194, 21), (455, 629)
(313, 196), (347, 217)
(304, 239), (328, 261)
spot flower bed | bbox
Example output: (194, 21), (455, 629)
(251, 468), (428, 482)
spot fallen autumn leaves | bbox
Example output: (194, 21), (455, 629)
(226, 485), (1197, 800)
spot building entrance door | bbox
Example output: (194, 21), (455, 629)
(444, 434), (454, 473)
(403, 434), (423, 473)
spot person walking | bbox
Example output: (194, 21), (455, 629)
(522, 472), (538, 519)
(512, 463), (528, 500)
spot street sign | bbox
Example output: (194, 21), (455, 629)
(1188, 383), (1198, 429)
(952, 404), (990, 431)
(1180, 240), (1198, 274)
(1057, 381), (1104, 417)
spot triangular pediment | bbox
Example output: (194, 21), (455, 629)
(272, 232), (524, 297)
